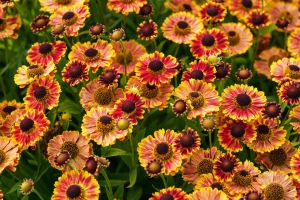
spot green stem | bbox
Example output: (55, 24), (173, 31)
(208, 131), (212, 148)
(101, 169), (114, 200)
(160, 174), (168, 188)
(128, 132), (135, 167)
(120, 41), (128, 83)
(174, 44), (180, 57)
(33, 189), (44, 200)
(63, 35), (72, 48)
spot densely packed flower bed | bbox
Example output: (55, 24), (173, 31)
(1, 0), (300, 199)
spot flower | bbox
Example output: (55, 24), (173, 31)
(98, 69), (120, 88)
(138, 129), (182, 175)
(27, 41), (67, 66)
(112, 92), (144, 123)
(291, 149), (300, 183)
(257, 171), (297, 200)
(270, 57), (300, 83)
(136, 51), (178, 85)
(82, 107), (128, 146)
(20, 179), (34, 195)
(190, 188), (229, 200)
(84, 155), (110, 176)
(49, 5), (90, 36)
(213, 152), (240, 181)
(182, 60), (216, 83)
(227, 0), (261, 19)
(256, 140), (295, 173)
(174, 79), (219, 119)
(0, 11), (21, 39)
(235, 68), (252, 81)
(69, 39), (115, 73)
(61, 60), (89, 86)
(225, 160), (261, 195)
(221, 84), (266, 121)
(164, 0), (200, 14)
(52, 170), (100, 200)
(214, 61), (231, 80)
(288, 28), (300, 56)
(195, 174), (230, 196)
(269, 2), (299, 32)
(278, 80), (300, 105)
(219, 23), (253, 56)
(290, 105), (300, 133)
(245, 10), (270, 29)
(174, 128), (201, 158)
(47, 131), (91, 171)
(12, 110), (50, 150)
(0, 100), (23, 119)
(24, 76), (61, 111)
(247, 118), (286, 153)
(182, 147), (222, 185)
(136, 20), (158, 41)
(161, 11), (202, 44)
(30, 15), (49, 33)
(89, 23), (105, 38)
(199, 2), (227, 23)
(262, 101), (281, 119)
(218, 119), (255, 152)
(149, 187), (189, 200)
(39, 0), (86, 13)
(111, 40), (147, 75)
(126, 76), (173, 111)
(107, 0), (147, 15)
(190, 29), (228, 58)
(254, 47), (288, 79)
(14, 64), (56, 88)
(0, 136), (19, 174)
(79, 79), (124, 111)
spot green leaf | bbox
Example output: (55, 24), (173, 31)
(21, 195), (28, 200)
(259, 23), (276, 35)
(103, 148), (131, 157)
(7, 182), (20, 194)
(114, 184), (124, 199)
(58, 99), (83, 115)
(127, 167), (137, 188)
(126, 186), (142, 200)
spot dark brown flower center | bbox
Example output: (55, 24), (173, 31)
(228, 31), (241, 46)
(236, 93), (251, 107)
(233, 170), (252, 187)
(183, 3), (192, 11)
(173, 100), (187, 114)
(140, 22), (155, 37)
(0, 18), (6, 31)
(287, 85), (300, 99)
(148, 60), (164, 72)
(55, 151), (70, 166)
(147, 160), (162, 175)
(85, 157), (98, 174)
(242, 0), (253, 8)
(34, 86), (47, 100)
(55, 0), (71, 4)
(39, 43), (52, 55)
(190, 70), (204, 80)
(61, 141), (79, 159)
(211, 182), (223, 190)
(140, 84), (159, 99)
(289, 65), (300, 71)
(101, 71), (117, 84)
(276, 18), (289, 29)
(201, 34), (215, 47)
(180, 134), (195, 147)
(264, 103), (281, 118)
(85, 48), (98, 58)
(62, 11), (75, 20)
(189, 92), (205, 109)
(245, 192), (263, 200)
(69, 63), (83, 78)
(94, 88), (113, 105)
(206, 6), (218, 17)
(269, 148), (287, 166)
(257, 125), (270, 135)
(121, 100), (136, 113)
(155, 142), (173, 161)
(177, 21), (189, 29)
(220, 159), (234, 172)
(66, 185), (81, 199)
(139, 4), (153, 16)
(116, 50), (133, 65)
(264, 183), (284, 200)
(3, 106), (16, 114)
(230, 123), (245, 138)
(100, 115), (113, 125)
(215, 65), (229, 79)
(20, 117), (34, 132)
(0, 150), (6, 165)
(197, 158), (214, 174)
(160, 194), (174, 200)
(252, 14), (265, 26)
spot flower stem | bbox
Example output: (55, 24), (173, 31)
(160, 174), (168, 188)
(101, 169), (114, 200)
(120, 41), (128, 83)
